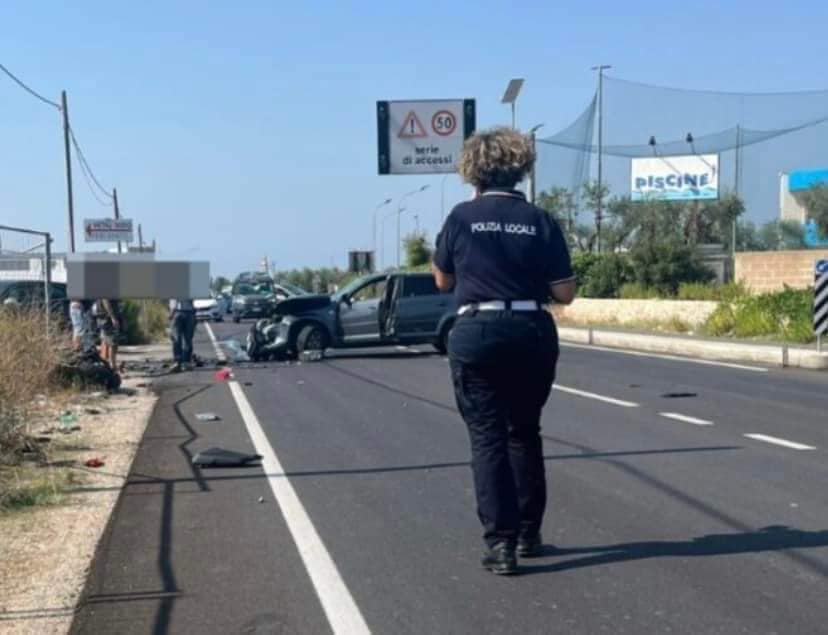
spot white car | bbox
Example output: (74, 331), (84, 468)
(194, 297), (223, 322)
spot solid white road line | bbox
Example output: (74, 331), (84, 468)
(561, 342), (769, 373)
(554, 384), (639, 408)
(659, 412), (714, 426)
(204, 322), (227, 362)
(744, 434), (816, 451)
(228, 383), (371, 634)
(205, 328), (370, 635)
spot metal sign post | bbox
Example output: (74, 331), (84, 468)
(815, 259), (828, 352)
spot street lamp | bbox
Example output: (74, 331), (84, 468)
(379, 207), (398, 270)
(501, 78), (524, 129)
(397, 185), (429, 268)
(528, 123), (544, 205)
(372, 198), (392, 256)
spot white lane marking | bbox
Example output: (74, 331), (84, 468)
(561, 342), (769, 373)
(206, 330), (370, 635)
(229, 383), (371, 634)
(554, 384), (639, 408)
(744, 434), (816, 451)
(204, 322), (227, 362)
(659, 412), (714, 426)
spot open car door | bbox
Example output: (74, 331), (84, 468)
(378, 275), (402, 338)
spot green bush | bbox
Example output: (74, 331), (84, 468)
(703, 287), (814, 343)
(121, 300), (169, 345)
(630, 239), (714, 296)
(572, 252), (632, 298)
(677, 282), (746, 301)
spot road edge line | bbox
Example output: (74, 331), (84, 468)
(206, 323), (371, 634)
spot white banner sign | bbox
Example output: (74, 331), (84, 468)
(631, 154), (719, 201)
(377, 99), (475, 175)
(84, 218), (134, 243)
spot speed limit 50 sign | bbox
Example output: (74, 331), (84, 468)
(377, 99), (476, 175)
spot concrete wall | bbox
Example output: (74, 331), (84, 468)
(734, 250), (828, 293)
(552, 298), (718, 329)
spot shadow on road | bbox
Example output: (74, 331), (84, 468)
(523, 525), (828, 576)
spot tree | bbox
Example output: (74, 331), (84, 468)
(799, 184), (828, 237)
(582, 181), (610, 252)
(211, 276), (231, 293)
(403, 231), (432, 268)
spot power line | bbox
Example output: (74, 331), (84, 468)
(68, 125), (113, 201)
(75, 150), (113, 206)
(0, 62), (61, 110)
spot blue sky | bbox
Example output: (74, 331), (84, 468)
(2, 1), (828, 277)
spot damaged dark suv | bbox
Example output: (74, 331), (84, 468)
(246, 272), (455, 361)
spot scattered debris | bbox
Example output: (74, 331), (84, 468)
(195, 412), (221, 422)
(53, 349), (122, 392)
(59, 412), (79, 433)
(258, 496), (265, 504)
(244, 382), (254, 387)
(215, 368), (233, 382)
(629, 384), (641, 388)
(192, 447), (262, 467)
(296, 380), (305, 385)
(84, 457), (105, 468)
(661, 392), (698, 399)
(85, 408), (103, 416)
(300, 350), (325, 363)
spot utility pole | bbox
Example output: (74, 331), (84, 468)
(61, 90), (76, 253)
(113, 188), (122, 254)
(591, 65), (611, 253)
(138, 223), (144, 250)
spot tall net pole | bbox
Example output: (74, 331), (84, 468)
(591, 65), (611, 254)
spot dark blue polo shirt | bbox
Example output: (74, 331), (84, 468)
(433, 189), (574, 307)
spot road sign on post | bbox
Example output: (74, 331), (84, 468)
(815, 260), (828, 351)
(377, 99), (476, 175)
(84, 218), (134, 243)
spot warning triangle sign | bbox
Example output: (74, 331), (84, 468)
(398, 111), (428, 138)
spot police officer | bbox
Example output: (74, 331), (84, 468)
(432, 127), (576, 575)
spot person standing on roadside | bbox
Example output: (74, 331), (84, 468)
(69, 299), (95, 352)
(95, 299), (123, 371)
(169, 298), (196, 372)
(432, 127), (576, 575)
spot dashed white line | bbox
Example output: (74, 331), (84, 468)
(554, 384), (639, 408)
(204, 322), (227, 362)
(744, 434), (816, 451)
(561, 342), (769, 373)
(659, 412), (714, 426)
(207, 325), (371, 635)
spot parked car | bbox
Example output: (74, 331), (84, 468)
(0, 280), (69, 323)
(194, 296), (223, 322)
(246, 272), (455, 361)
(231, 277), (279, 323)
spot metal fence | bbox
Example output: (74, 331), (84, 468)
(0, 224), (56, 333)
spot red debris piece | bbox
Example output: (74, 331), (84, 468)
(84, 458), (105, 468)
(215, 368), (233, 382)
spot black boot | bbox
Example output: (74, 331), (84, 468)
(481, 541), (518, 575)
(517, 533), (543, 558)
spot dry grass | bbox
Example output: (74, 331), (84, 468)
(0, 308), (69, 481)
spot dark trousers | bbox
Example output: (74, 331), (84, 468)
(171, 311), (196, 363)
(448, 311), (559, 547)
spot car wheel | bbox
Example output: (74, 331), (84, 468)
(296, 324), (328, 354)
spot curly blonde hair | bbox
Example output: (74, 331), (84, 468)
(457, 127), (536, 190)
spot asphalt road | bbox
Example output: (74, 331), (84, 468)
(72, 318), (828, 634)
